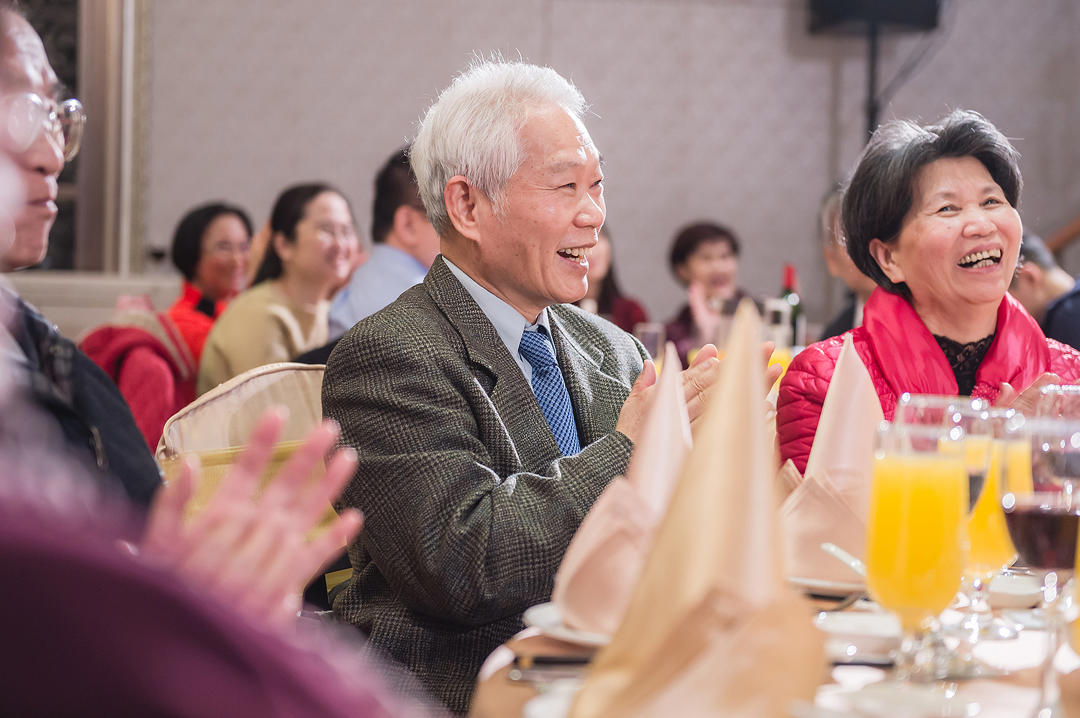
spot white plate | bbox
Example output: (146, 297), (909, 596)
(788, 576), (866, 598)
(522, 602), (612, 648)
(844, 681), (980, 717)
(815, 611), (901, 665)
(523, 680), (579, 718)
(987, 571), (1042, 610)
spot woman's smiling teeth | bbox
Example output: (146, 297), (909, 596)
(957, 248), (1002, 269)
(558, 247), (589, 264)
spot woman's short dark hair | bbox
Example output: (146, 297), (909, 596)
(253, 182), (351, 285)
(668, 221), (740, 281)
(842, 109), (1022, 299)
(170, 202), (253, 281)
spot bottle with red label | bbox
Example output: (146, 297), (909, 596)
(781, 264), (806, 348)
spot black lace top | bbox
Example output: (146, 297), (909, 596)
(933, 333), (995, 395)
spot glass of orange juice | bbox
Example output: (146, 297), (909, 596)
(950, 409), (1022, 656)
(866, 420), (967, 681)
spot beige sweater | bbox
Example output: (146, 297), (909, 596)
(197, 280), (328, 395)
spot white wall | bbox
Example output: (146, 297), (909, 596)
(139, 0), (1080, 328)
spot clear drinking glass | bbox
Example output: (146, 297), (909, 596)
(632, 322), (665, 370)
(895, 394), (1014, 677)
(960, 408), (1021, 641)
(865, 420), (968, 681)
(1001, 416), (1080, 718)
(894, 394), (992, 513)
(1035, 384), (1080, 419)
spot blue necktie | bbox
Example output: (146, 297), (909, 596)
(518, 329), (582, 456)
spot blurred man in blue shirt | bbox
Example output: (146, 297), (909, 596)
(328, 147), (440, 337)
(1009, 232), (1080, 351)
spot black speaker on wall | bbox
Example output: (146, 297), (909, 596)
(808, 0), (942, 137)
(808, 0), (940, 36)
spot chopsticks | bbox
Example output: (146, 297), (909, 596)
(513, 654), (591, 669)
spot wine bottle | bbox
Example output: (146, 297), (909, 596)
(781, 264), (806, 348)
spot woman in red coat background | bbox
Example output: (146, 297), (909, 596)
(167, 202), (254, 362)
(777, 110), (1080, 473)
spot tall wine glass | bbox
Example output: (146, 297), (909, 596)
(1035, 384), (1080, 419)
(866, 420), (968, 681)
(1001, 416), (1080, 718)
(894, 394), (992, 514)
(632, 322), (665, 371)
(960, 408), (1021, 643)
(894, 394), (1011, 673)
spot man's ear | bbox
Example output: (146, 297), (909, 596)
(1015, 261), (1042, 284)
(868, 238), (904, 284)
(443, 176), (485, 243)
(392, 205), (417, 246)
(1012, 261), (1044, 295)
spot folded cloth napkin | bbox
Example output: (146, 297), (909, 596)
(1059, 662), (1080, 718)
(552, 343), (691, 635)
(570, 300), (823, 718)
(777, 459), (802, 498)
(781, 334), (882, 584)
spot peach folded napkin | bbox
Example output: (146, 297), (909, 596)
(570, 301), (823, 718)
(781, 334), (883, 584)
(553, 342), (691, 635)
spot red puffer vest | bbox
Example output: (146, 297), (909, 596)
(777, 288), (1080, 473)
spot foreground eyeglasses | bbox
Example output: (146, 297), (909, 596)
(4, 92), (86, 162)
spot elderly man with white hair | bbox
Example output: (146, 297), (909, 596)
(323, 60), (721, 713)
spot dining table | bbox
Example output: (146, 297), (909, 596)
(468, 601), (1080, 718)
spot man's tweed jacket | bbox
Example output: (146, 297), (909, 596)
(323, 257), (646, 714)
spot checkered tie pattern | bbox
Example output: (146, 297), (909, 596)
(518, 328), (582, 456)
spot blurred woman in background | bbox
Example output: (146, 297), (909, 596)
(576, 225), (648, 333)
(198, 183), (359, 394)
(664, 221), (752, 366)
(166, 202), (253, 362)
(817, 187), (878, 341)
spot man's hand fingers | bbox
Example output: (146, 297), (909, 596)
(760, 341), (775, 366)
(212, 408), (288, 512)
(690, 343), (718, 367)
(260, 419), (340, 513)
(682, 356), (720, 421)
(142, 456), (197, 562)
(765, 362), (783, 389)
(633, 359), (657, 392)
(294, 446), (359, 527)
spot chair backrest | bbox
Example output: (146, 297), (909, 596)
(156, 362), (325, 460)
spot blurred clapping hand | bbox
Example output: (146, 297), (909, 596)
(141, 409), (364, 629)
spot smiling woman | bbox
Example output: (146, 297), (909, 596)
(776, 109), (1080, 473)
(197, 183), (359, 395)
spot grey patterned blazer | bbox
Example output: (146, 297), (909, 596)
(323, 256), (646, 714)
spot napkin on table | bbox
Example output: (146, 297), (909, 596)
(552, 342), (691, 636)
(570, 300), (824, 718)
(781, 334), (882, 584)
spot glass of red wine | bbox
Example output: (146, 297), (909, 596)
(1001, 415), (1080, 718)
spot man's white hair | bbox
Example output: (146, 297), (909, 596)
(410, 59), (587, 236)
